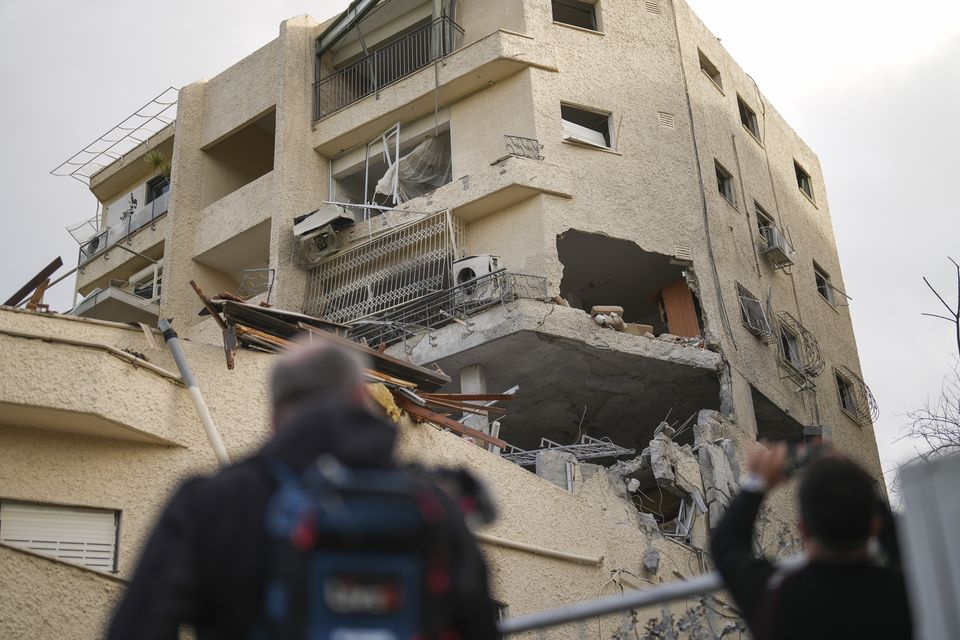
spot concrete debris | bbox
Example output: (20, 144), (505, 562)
(694, 411), (741, 528)
(535, 449), (577, 491)
(551, 295), (570, 307)
(638, 512), (661, 537)
(627, 478), (641, 493)
(653, 421), (675, 438)
(643, 547), (661, 574)
(590, 305), (624, 316)
(622, 323), (654, 336)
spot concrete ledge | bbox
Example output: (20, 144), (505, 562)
(396, 299), (721, 371)
(397, 155), (573, 222)
(0, 332), (186, 445)
(89, 127), (175, 200)
(313, 30), (557, 157)
(194, 170), (274, 258)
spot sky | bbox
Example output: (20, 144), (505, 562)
(1, 0), (958, 486)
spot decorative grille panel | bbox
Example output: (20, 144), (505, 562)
(304, 211), (466, 324)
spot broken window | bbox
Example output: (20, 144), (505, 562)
(814, 262), (834, 305)
(715, 161), (735, 205)
(557, 231), (703, 336)
(552, 0), (599, 31)
(331, 125), (452, 214)
(561, 104), (612, 149)
(738, 95), (760, 139)
(736, 283), (772, 339)
(698, 49), (722, 90)
(795, 161), (814, 200)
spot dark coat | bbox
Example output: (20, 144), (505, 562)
(710, 490), (912, 640)
(106, 403), (500, 640)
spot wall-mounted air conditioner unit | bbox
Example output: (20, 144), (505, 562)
(294, 204), (357, 266)
(759, 225), (796, 269)
(453, 255), (501, 304)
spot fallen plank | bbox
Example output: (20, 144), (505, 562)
(420, 397), (506, 416)
(395, 395), (509, 449)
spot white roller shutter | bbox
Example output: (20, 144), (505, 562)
(561, 119), (609, 148)
(0, 501), (118, 572)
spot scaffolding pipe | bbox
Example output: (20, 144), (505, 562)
(497, 556), (804, 635)
(159, 319), (230, 467)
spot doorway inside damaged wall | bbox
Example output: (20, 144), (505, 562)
(556, 230), (704, 339)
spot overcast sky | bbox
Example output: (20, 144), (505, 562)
(1, 1), (957, 485)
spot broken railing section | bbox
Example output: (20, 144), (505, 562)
(348, 269), (550, 349)
(189, 282), (519, 451)
(501, 435), (635, 468)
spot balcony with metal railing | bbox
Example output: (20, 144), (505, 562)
(314, 16), (464, 120)
(71, 190), (169, 266)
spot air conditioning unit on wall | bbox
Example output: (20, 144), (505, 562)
(453, 255), (501, 303)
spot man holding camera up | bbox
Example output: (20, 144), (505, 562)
(710, 443), (913, 640)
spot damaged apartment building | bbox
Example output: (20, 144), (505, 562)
(1, 0), (885, 636)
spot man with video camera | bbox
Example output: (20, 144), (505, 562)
(710, 443), (913, 639)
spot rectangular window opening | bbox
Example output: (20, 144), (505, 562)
(755, 202), (773, 235)
(715, 161), (735, 205)
(836, 372), (856, 415)
(738, 95), (760, 139)
(778, 325), (802, 372)
(561, 104), (612, 149)
(794, 161), (814, 200)
(813, 262), (834, 305)
(698, 50), (722, 90)
(552, 0), (599, 31)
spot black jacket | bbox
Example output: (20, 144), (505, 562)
(107, 403), (499, 640)
(710, 489), (913, 640)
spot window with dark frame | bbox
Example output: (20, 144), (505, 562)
(795, 161), (814, 200)
(814, 262), (834, 305)
(145, 174), (170, 205)
(698, 50), (722, 89)
(552, 0), (598, 31)
(738, 95), (760, 139)
(561, 103), (612, 148)
(755, 202), (773, 235)
(778, 325), (802, 371)
(715, 161), (735, 204)
(836, 371), (856, 415)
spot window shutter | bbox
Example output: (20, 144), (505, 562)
(561, 119), (609, 148)
(0, 502), (117, 572)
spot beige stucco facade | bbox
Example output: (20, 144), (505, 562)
(4, 0), (884, 637)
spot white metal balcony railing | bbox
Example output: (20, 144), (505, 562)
(303, 210), (466, 324)
(314, 16), (464, 120)
(69, 190), (169, 265)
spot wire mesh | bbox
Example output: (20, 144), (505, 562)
(303, 211), (466, 324)
(51, 87), (178, 184)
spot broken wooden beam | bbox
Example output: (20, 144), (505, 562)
(4, 257), (63, 307)
(395, 395), (509, 449)
(190, 280), (227, 330)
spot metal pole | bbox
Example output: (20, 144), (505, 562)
(158, 319), (230, 467)
(498, 556), (804, 635)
